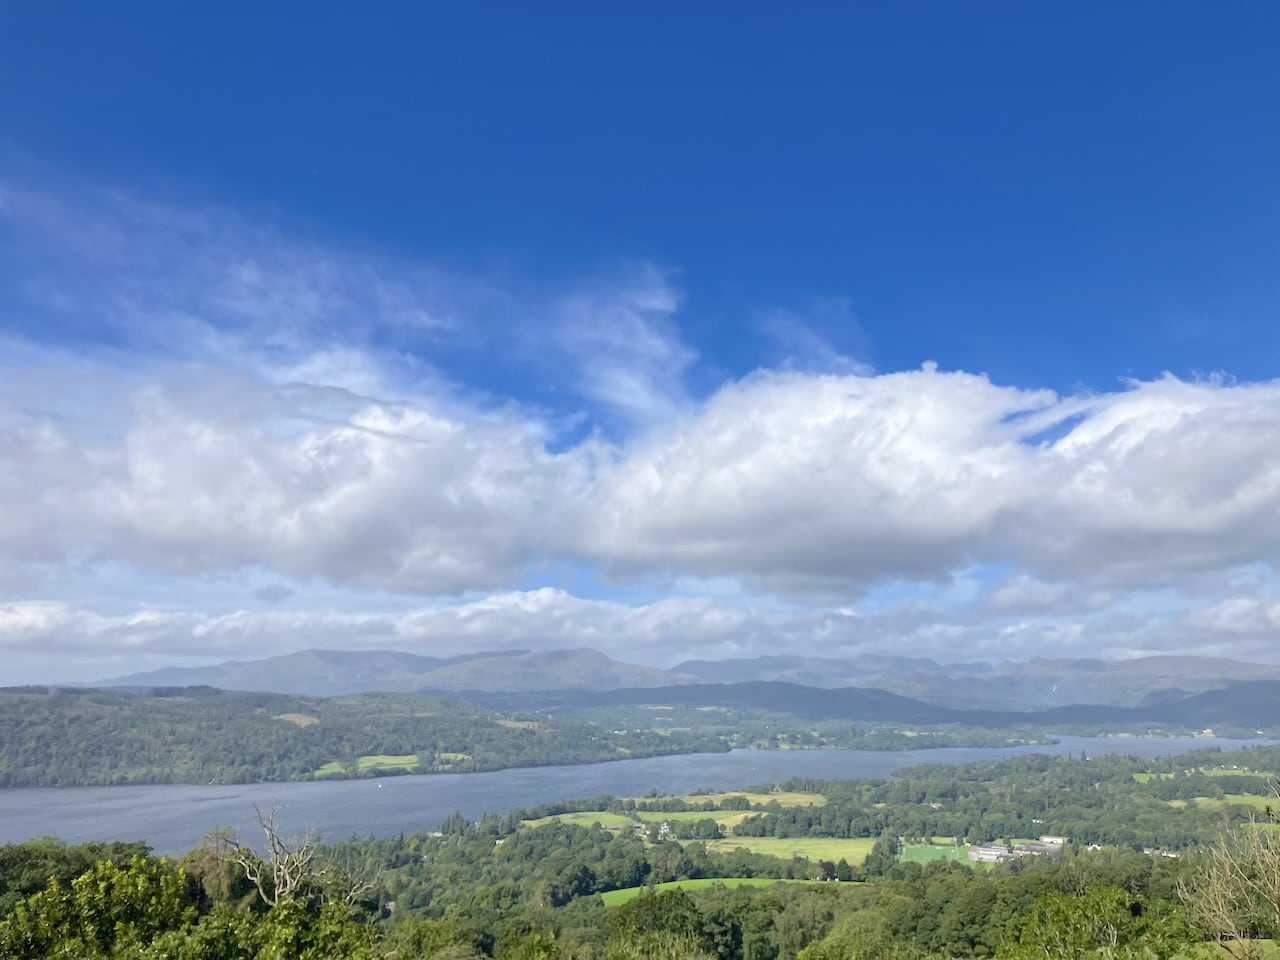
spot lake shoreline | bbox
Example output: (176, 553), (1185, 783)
(6, 730), (1252, 791)
(1, 736), (1270, 855)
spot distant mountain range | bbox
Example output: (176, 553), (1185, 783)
(97, 647), (1280, 724)
(673, 653), (1280, 710)
(99, 647), (690, 696)
(463, 678), (1280, 733)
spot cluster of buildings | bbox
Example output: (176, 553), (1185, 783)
(967, 835), (1068, 863)
(597, 819), (675, 840)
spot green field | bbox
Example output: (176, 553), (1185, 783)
(312, 753), (425, 777)
(632, 810), (755, 825)
(1169, 794), (1275, 812)
(523, 811), (635, 829)
(1136, 768), (1273, 783)
(901, 842), (966, 863)
(431, 752), (471, 769)
(705, 837), (877, 864)
(684, 791), (825, 807)
(599, 878), (830, 906)
(1182, 941), (1280, 960)
(523, 809), (758, 832)
(356, 754), (420, 773)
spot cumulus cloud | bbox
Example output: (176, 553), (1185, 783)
(6, 177), (1280, 674)
(8, 324), (1280, 605)
(984, 575), (1112, 617)
(585, 371), (1280, 599)
(0, 367), (583, 594)
(1187, 596), (1280, 636)
(585, 368), (1050, 597)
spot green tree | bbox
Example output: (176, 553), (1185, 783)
(606, 931), (714, 960)
(0, 856), (197, 959)
(862, 831), (901, 878)
(609, 889), (709, 954)
(999, 886), (1190, 960)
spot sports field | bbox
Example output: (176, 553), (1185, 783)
(901, 842), (966, 863)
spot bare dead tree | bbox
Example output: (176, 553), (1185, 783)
(208, 802), (382, 910)
(1182, 836), (1264, 960)
(210, 802), (319, 908)
(1180, 780), (1280, 960)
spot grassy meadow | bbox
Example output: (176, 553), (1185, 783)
(704, 836), (877, 864)
(599, 877), (830, 906)
(522, 809), (759, 831)
(357, 754), (420, 773)
(1168, 794), (1275, 812)
(684, 791), (826, 807)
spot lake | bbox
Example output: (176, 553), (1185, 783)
(0, 736), (1267, 854)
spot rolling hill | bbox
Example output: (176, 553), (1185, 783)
(100, 648), (691, 696)
(99, 647), (1280, 726)
(674, 653), (1280, 711)
(460, 677), (1280, 733)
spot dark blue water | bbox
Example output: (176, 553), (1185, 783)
(0, 737), (1266, 854)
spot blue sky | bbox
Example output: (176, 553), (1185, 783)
(2, 3), (1280, 681)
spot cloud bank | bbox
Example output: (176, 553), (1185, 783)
(3, 179), (1280, 678)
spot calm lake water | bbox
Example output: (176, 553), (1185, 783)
(0, 736), (1268, 854)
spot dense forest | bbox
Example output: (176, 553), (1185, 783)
(0, 684), (1078, 789)
(5, 744), (1280, 958)
(0, 686), (726, 787)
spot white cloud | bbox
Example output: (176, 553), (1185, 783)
(0, 180), (468, 357)
(0, 593), (778, 674)
(545, 264), (695, 425)
(1187, 596), (1280, 636)
(584, 368), (1048, 598)
(755, 297), (873, 375)
(584, 371), (1280, 600)
(0, 370), (583, 594)
(8, 323), (1280, 608)
(6, 178), (1280, 674)
(7, 583), (1280, 686)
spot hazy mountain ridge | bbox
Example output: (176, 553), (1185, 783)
(675, 653), (1280, 710)
(99, 648), (1280, 716)
(462, 678), (1280, 732)
(99, 647), (693, 695)
(462, 680), (964, 723)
